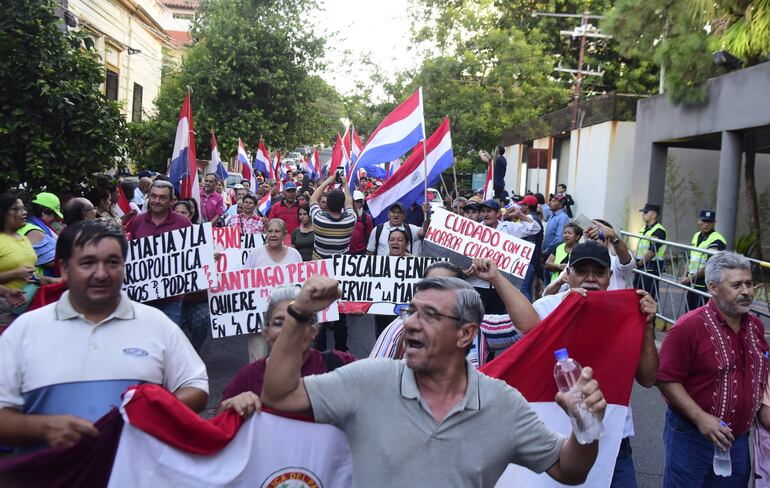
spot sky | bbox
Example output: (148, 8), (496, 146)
(319, 0), (420, 99)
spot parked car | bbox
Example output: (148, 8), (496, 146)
(427, 187), (443, 209)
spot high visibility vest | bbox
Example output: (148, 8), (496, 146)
(688, 231), (726, 275)
(551, 242), (569, 282)
(637, 223), (666, 261)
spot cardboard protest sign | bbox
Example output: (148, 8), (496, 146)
(422, 208), (534, 280)
(123, 223), (216, 302)
(208, 259), (339, 338)
(211, 226), (266, 272)
(332, 255), (446, 315)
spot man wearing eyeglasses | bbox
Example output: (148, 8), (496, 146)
(260, 275), (607, 486)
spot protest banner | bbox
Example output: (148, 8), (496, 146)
(208, 259), (339, 338)
(332, 255), (445, 315)
(123, 223), (216, 302)
(421, 207), (534, 280)
(211, 226), (266, 272)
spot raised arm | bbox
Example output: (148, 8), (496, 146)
(310, 175), (334, 206)
(417, 201), (431, 239)
(341, 175), (353, 210)
(468, 259), (540, 333)
(261, 276), (341, 414)
(635, 290), (659, 387)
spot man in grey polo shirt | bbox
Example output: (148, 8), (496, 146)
(262, 275), (607, 486)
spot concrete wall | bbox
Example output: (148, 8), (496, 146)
(69, 0), (171, 120)
(663, 148), (770, 243)
(565, 121), (636, 229)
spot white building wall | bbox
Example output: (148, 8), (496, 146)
(68, 0), (169, 120)
(503, 144), (521, 196)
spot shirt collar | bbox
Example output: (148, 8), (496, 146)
(55, 291), (135, 324)
(400, 360), (480, 411)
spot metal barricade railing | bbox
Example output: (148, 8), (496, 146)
(620, 230), (770, 328)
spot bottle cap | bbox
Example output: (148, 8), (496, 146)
(554, 348), (569, 361)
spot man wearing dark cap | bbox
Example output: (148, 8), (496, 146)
(462, 201), (481, 222)
(680, 210), (726, 311)
(533, 241), (660, 487)
(269, 182), (301, 235)
(634, 203), (667, 301)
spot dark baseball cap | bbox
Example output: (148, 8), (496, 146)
(478, 199), (501, 211)
(699, 209), (715, 222)
(389, 202), (405, 212)
(639, 203), (661, 214)
(463, 202), (480, 212)
(569, 241), (611, 269)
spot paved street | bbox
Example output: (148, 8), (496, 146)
(199, 316), (668, 485)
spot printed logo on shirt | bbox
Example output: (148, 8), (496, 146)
(122, 347), (149, 357)
(261, 467), (322, 488)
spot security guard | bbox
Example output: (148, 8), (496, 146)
(680, 209), (727, 311)
(634, 203), (667, 301)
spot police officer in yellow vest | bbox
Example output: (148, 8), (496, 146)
(679, 209), (727, 311)
(634, 203), (667, 301)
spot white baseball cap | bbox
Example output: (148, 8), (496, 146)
(353, 190), (365, 201)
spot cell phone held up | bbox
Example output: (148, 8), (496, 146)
(335, 168), (343, 184)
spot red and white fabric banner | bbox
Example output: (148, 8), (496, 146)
(107, 385), (352, 487)
(481, 290), (645, 487)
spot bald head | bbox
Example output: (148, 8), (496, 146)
(139, 177), (152, 193)
(63, 197), (96, 225)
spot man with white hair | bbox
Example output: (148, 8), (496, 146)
(657, 251), (769, 486)
(261, 275), (608, 486)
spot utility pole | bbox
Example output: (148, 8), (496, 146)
(532, 11), (610, 128)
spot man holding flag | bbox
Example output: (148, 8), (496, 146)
(261, 275), (607, 486)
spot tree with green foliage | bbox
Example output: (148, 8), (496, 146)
(0, 0), (127, 194)
(129, 0), (343, 172)
(388, 0), (570, 172)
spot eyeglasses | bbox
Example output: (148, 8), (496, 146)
(390, 226), (406, 233)
(401, 304), (460, 324)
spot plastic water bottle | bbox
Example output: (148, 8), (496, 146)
(553, 348), (604, 444)
(713, 421), (732, 477)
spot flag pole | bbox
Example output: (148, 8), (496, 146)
(420, 88), (428, 203)
(452, 156), (459, 199)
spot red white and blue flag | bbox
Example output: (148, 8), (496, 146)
(385, 159), (401, 181)
(348, 89), (425, 182)
(482, 290), (645, 487)
(258, 193), (272, 217)
(303, 154), (319, 179)
(238, 138), (256, 191)
(167, 93), (200, 207)
(254, 141), (271, 178)
(210, 131), (229, 182)
(328, 133), (348, 178)
(367, 117), (453, 224)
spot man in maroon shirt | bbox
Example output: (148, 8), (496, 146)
(127, 180), (191, 324)
(198, 173), (224, 223)
(269, 182), (301, 235)
(657, 251), (768, 486)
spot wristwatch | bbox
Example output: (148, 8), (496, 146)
(287, 301), (314, 323)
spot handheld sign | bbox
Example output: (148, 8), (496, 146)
(123, 223), (216, 302)
(422, 207), (534, 279)
(212, 226), (267, 272)
(208, 259), (339, 338)
(333, 255), (446, 315)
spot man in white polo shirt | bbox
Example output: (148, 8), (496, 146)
(0, 220), (208, 452)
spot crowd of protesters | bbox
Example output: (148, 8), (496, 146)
(0, 157), (767, 488)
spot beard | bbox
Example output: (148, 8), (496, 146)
(714, 294), (752, 317)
